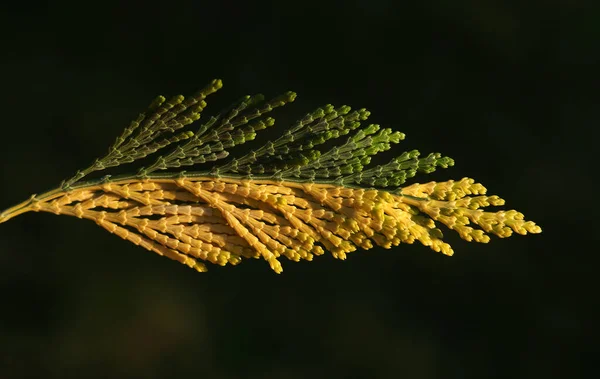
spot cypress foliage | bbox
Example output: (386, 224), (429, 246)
(0, 80), (541, 273)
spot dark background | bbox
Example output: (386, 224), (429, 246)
(0, 1), (596, 378)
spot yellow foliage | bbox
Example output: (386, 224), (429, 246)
(0, 177), (541, 273)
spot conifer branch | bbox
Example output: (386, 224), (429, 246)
(0, 80), (542, 274)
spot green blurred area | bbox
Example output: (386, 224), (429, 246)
(0, 1), (595, 378)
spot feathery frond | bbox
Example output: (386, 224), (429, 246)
(0, 80), (541, 273)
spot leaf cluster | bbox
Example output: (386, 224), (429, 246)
(62, 79), (453, 191)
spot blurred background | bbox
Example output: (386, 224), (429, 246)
(0, 1), (596, 378)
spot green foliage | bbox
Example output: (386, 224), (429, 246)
(61, 79), (453, 190)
